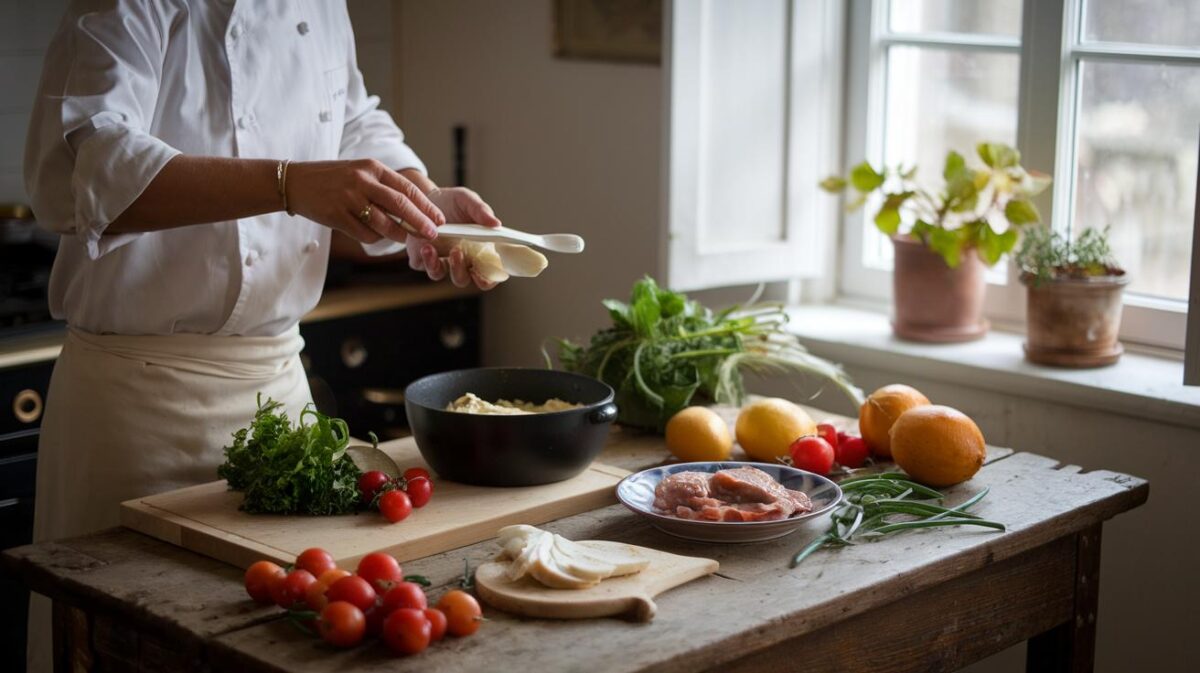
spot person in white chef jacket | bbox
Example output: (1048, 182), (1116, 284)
(23, 2), (502, 669)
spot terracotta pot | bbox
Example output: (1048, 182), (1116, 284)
(1021, 273), (1127, 368)
(891, 236), (988, 343)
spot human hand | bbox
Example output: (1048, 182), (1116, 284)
(408, 187), (502, 290)
(286, 159), (445, 243)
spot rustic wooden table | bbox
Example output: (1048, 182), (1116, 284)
(3, 411), (1148, 673)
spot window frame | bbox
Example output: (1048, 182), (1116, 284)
(839, 0), (1199, 350)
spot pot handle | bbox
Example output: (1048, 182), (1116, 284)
(589, 403), (619, 425)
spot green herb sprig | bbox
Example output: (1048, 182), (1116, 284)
(790, 473), (1004, 567)
(1014, 225), (1124, 285)
(552, 277), (863, 432)
(217, 395), (363, 515)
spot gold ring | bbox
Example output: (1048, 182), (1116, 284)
(358, 203), (373, 224)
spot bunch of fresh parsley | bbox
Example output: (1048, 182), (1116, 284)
(218, 395), (362, 515)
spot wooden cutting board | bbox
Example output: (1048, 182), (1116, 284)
(120, 438), (629, 571)
(474, 541), (718, 622)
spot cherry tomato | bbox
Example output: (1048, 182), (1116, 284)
(402, 467), (431, 482)
(317, 568), (351, 586)
(379, 489), (413, 523)
(318, 601), (366, 648)
(272, 569), (317, 609)
(358, 470), (392, 506)
(356, 552), (404, 592)
(788, 436), (835, 476)
(816, 423), (840, 451)
(325, 575), (377, 612)
(405, 477), (433, 508)
(437, 589), (482, 637)
(381, 582), (428, 615)
(304, 568), (351, 612)
(836, 435), (870, 469)
(244, 560), (286, 605)
(423, 608), (448, 642)
(364, 602), (387, 637)
(295, 548), (336, 578)
(836, 430), (850, 446)
(382, 608), (431, 656)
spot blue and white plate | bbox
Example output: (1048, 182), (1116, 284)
(616, 461), (843, 543)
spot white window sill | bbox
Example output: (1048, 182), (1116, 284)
(785, 303), (1200, 430)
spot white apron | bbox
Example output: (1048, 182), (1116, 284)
(28, 326), (313, 672)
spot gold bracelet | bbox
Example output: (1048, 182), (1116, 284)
(277, 159), (293, 216)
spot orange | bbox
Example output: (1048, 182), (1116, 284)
(889, 405), (985, 487)
(859, 384), (931, 457)
(735, 398), (816, 462)
(665, 407), (733, 462)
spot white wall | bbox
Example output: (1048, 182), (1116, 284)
(395, 0), (664, 366)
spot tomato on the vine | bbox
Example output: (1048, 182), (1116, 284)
(357, 552), (404, 592)
(836, 435), (870, 469)
(437, 590), (482, 637)
(244, 560), (286, 604)
(272, 569), (317, 609)
(382, 608), (431, 656)
(405, 477), (433, 508)
(402, 467), (430, 482)
(318, 601), (366, 648)
(788, 436), (835, 476)
(379, 489), (412, 523)
(358, 470), (392, 506)
(816, 423), (840, 451)
(423, 608), (448, 641)
(325, 575), (377, 612)
(295, 547), (336, 578)
(381, 582), (428, 614)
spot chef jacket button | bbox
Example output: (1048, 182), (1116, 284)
(230, 24), (242, 39)
(304, 240), (320, 253)
(244, 250), (260, 266)
(318, 110), (332, 123)
(237, 116), (248, 130)
(297, 22), (309, 35)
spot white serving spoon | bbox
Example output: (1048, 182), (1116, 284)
(387, 215), (585, 254)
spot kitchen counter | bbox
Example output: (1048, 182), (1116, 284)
(0, 282), (479, 369)
(1, 405), (1148, 673)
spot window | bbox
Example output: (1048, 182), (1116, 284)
(841, 0), (1199, 349)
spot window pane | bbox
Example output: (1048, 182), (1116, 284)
(861, 46), (1021, 270)
(1083, 0), (1200, 49)
(1073, 60), (1198, 301)
(889, 0), (1021, 37)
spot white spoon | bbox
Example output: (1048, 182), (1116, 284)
(387, 215), (586, 254)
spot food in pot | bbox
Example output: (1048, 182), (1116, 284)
(495, 525), (649, 590)
(445, 393), (582, 415)
(653, 467), (812, 522)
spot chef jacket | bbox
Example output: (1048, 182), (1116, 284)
(24, 0), (426, 336)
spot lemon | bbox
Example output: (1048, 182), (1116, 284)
(735, 398), (816, 462)
(665, 407), (733, 462)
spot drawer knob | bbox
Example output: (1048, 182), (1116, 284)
(440, 325), (466, 350)
(14, 388), (43, 424)
(340, 338), (368, 369)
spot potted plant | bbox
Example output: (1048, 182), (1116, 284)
(1014, 226), (1127, 367)
(821, 143), (1050, 342)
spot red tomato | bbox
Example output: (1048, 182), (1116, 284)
(364, 602), (387, 637)
(379, 489), (413, 523)
(317, 568), (351, 586)
(405, 477), (433, 508)
(402, 467), (431, 482)
(318, 601), (366, 648)
(816, 423), (840, 451)
(357, 552), (404, 592)
(295, 548), (336, 578)
(836, 435), (870, 469)
(436, 590), (482, 637)
(272, 569), (317, 609)
(358, 470), (392, 506)
(325, 575), (377, 612)
(382, 608), (431, 656)
(304, 568), (351, 612)
(244, 560), (286, 604)
(836, 430), (850, 446)
(423, 608), (448, 642)
(381, 582), (428, 615)
(788, 436), (835, 476)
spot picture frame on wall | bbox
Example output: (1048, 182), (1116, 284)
(553, 0), (663, 65)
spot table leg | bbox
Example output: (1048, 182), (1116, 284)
(1026, 524), (1102, 673)
(51, 600), (94, 673)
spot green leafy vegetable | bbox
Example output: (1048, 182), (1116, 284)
(790, 473), (1004, 568)
(552, 277), (864, 432)
(218, 395), (363, 515)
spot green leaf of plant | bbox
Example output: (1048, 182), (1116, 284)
(943, 151), (966, 181)
(1005, 199), (1041, 225)
(909, 219), (934, 244)
(819, 176), (848, 192)
(928, 227), (963, 268)
(1022, 170), (1053, 197)
(874, 207), (901, 234)
(977, 142), (1020, 169)
(850, 162), (885, 192)
(602, 299), (631, 328)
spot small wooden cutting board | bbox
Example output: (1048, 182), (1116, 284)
(474, 541), (718, 622)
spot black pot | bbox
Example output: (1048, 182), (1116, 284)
(404, 368), (618, 486)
